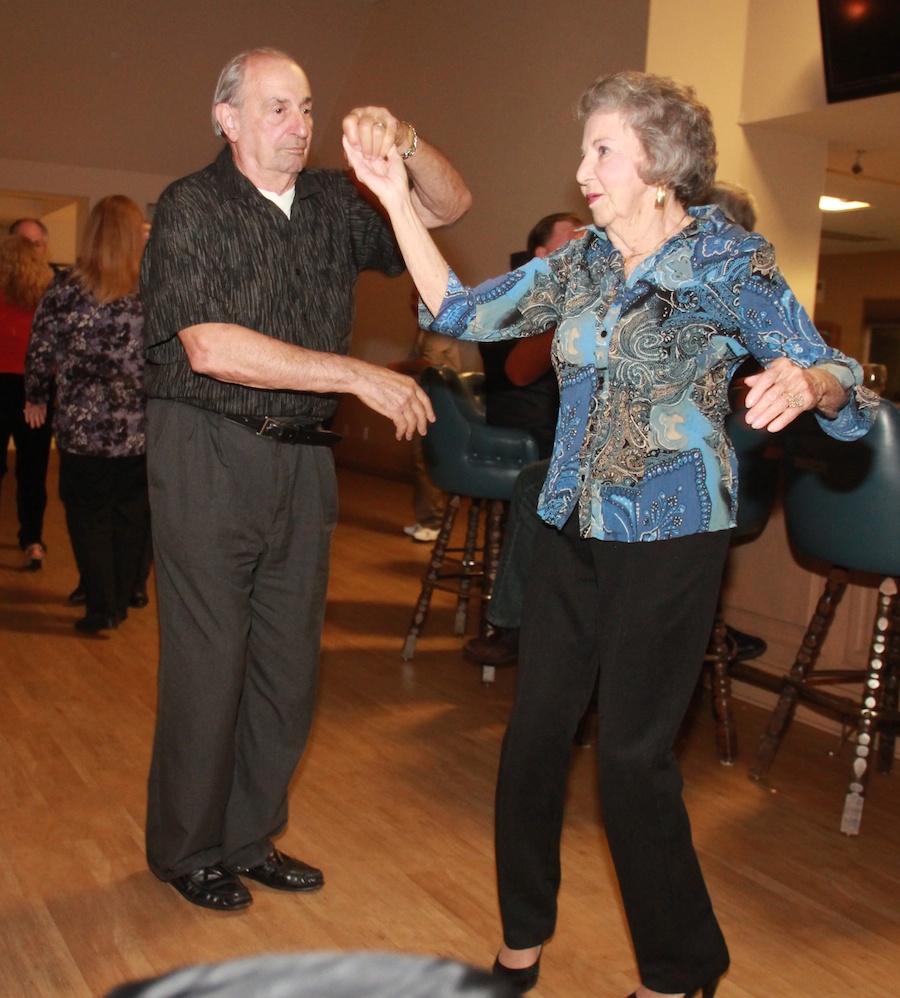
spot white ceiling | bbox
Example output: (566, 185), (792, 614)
(762, 89), (900, 254)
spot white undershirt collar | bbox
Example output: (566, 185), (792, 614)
(258, 185), (295, 218)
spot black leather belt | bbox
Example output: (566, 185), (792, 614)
(225, 414), (342, 447)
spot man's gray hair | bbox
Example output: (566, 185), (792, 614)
(211, 47), (293, 136)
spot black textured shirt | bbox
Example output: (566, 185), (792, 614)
(141, 146), (404, 421)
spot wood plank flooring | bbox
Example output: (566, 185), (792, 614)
(1, 452), (898, 997)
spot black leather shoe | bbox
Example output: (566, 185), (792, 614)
(463, 627), (520, 666)
(74, 613), (119, 633)
(492, 954), (540, 993)
(129, 589), (150, 609)
(726, 625), (767, 662)
(170, 865), (252, 911)
(234, 848), (324, 892)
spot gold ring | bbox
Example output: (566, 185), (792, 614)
(783, 391), (804, 409)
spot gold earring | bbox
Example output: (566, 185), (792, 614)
(655, 185), (666, 209)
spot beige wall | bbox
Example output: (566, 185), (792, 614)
(647, 1), (883, 734)
(6, 0), (891, 491)
(647, 0), (827, 309)
(815, 251), (900, 361)
(0, 1), (376, 180)
(331, 0), (650, 475)
(40, 201), (82, 265)
(0, 0), (650, 478)
(0, 156), (172, 262)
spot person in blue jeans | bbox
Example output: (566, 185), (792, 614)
(464, 214), (583, 666)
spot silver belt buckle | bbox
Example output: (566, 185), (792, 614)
(257, 416), (278, 437)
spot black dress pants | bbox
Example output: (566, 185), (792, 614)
(58, 450), (150, 619)
(495, 516), (731, 994)
(145, 401), (338, 880)
(0, 373), (53, 549)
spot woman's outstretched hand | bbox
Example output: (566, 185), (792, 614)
(743, 357), (848, 432)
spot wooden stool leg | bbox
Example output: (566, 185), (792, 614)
(402, 495), (460, 660)
(708, 605), (738, 765)
(478, 499), (507, 685)
(480, 499), (505, 630)
(455, 499), (483, 636)
(876, 586), (900, 773)
(750, 569), (848, 781)
(842, 578), (898, 834)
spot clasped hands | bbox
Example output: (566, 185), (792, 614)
(342, 107), (412, 204)
(342, 106), (414, 163)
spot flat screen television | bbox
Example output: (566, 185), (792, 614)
(818, 0), (900, 103)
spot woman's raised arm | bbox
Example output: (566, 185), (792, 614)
(343, 137), (451, 316)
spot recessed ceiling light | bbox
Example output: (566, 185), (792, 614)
(819, 196), (871, 212)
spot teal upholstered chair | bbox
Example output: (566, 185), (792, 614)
(706, 408), (781, 763)
(749, 400), (900, 834)
(401, 366), (540, 678)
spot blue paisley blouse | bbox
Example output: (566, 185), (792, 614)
(421, 206), (878, 542)
(25, 271), (146, 458)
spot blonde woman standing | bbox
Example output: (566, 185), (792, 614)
(25, 196), (150, 633)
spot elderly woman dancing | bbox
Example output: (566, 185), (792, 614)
(345, 72), (878, 998)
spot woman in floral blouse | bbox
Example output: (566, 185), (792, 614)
(25, 196), (149, 634)
(346, 71), (878, 998)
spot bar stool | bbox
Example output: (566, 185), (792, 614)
(749, 400), (900, 834)
(706, 408), (781, 764)
(401, 366), (539, 680)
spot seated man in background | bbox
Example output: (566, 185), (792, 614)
(464, 212), (583, 667)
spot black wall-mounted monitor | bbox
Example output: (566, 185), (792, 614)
(818, 0), (900, 103)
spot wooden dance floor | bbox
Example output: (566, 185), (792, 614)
(0, 451), (898, 996)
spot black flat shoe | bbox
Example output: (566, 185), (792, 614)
(492, 954), (540, 993)
(74, 613), (119, 634)
(233, 848), (324, 892)
(66, 584), (87, 606)
(170, 865), (252, 911)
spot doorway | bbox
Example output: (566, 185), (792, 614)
(0, 189), (89, 267)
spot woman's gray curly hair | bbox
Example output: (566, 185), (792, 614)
(577, 71), (717, 207)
